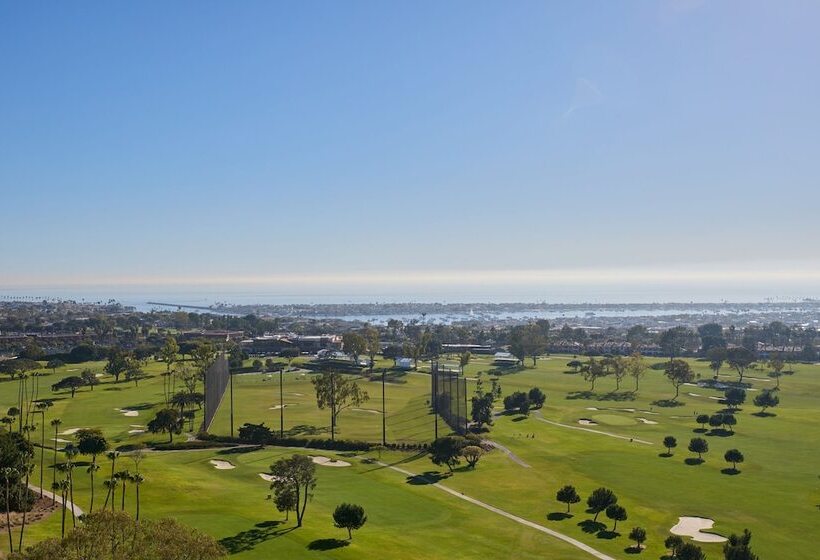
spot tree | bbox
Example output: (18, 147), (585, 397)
(51, 376), (86, 398)
(556, 485), (581, 513)
(81, 369), (99, 391)
(753, 390), (779, 414)
(664, 359), (694, 401)
(528, 387), (546, 409)
(332, 503), (367, 540)
(659, 327), (699, 358)
(582, 358), (606, 391)
(76, 429), (109, 513)
(663, 435), (677, 455)
(724, 388), (746, 410)
(664, 535), (684, 557)
(46, 359), (65, 374)
(628, 526), (647, 551)
(429, 436), (465, 472)
(724, 448), (744, 472)
(147, 409), (183, 443)
(605, 504), (627, 531)
(251, 359), (263, 371)
(312, 372), (369, 441)
(723, 529), (759, 560)
(509, 323), (547, 366)
(14, 510), (226, 559)
(461, 445), (484, 468)
(104, 349), (130, 382)
(726, 347), (755, 383)
(459, 351), (471, 375)
(723, 414), (737, 433)
(626, 352), (647, 392)
(470, 393), (494, 429)
(586, 487), (617, 522)
(269, 455), (317, 527)
(708, 347), (727, 379)
(677, 542), (707, 560)
(503, 391), (530, 415)
(696, 414), (710, 430)
(603, 356), (627, 391)
(131, 473), (145, 521)
(688, 437), (709, 461)
(342, 332), (367, 365)
(271, 481), (297, 521)
(709, 414), (725, 430)
(363, 326), (380, 373)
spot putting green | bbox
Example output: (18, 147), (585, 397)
(590, 414), (636, 426)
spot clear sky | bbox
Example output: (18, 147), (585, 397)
(2, 1), (819, 301)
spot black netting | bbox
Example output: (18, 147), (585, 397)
(431, 362), (467, 435)
(202, 354), (229, 432)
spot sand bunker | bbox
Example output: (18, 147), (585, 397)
(258, 473), (283, 482)
(708, 396), (723, 400)
(352, 408), (381, 414)
(209, 460), (236, 470)
(640, 410), (660, 415)
(52, 438), (70, 443)
(269, 404), (293, 410)
(619, 408), (636, 412)
(129, 424), (143, 428)
(311, 456), (351, 467)
(94, 373), (104, 377)
(670, 517), (727, 543)
(60, 428), (85, 436)
(578, 419), (598, 426)
(115, 408), (139, 417)
(288, 392), (304, 396)
(585, 407), (600, 411)
(128, 429), (145, 434)
(688, 392), (702, 397)
(636, 417), (658, 425)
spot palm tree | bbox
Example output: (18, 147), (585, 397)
(117, 470), (132, 512)
(50, 418), (62, 505)
(131, 473), (145, 520)
(3, 467), (17, 554)
(17, 452), (34, 551)
(51, 479), (70, 539)
(102, 478), (119, 511)
(63, 444), (79, 528)
(35, 401), (51, 497)
(86, 463), (100, 512)
(104, 451), (120, 509)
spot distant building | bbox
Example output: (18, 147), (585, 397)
(242, 333), (342, 355)
(396, 357), (414, 370)
(493, 352), (519, 366)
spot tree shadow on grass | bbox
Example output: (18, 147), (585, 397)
(706, 429), (734, 438)
(597, 530), (620, 540)
(405, 471), (450, 485)
(658, 452), (674, 458)
(511, 416), (528, 422)
(652, 399), (685, 408)
(284, 424), (329, 436)
(307, 538), (350, 551)
(752, 412), (777, 418)
(598, 392), (636, 402)
(693, 428), (708, 434)
(123, 403), (154, 411)
(684, 458), (705, 466)
(578, 520), (606, 534)
(547, 512), (573, 521)
(624, 545), (643, 554)
(218, 521), (291, 553)
(721, 468), (741, 476)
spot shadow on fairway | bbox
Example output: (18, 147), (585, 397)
(624, 545), (643, 554)
(721, 468), (741, 476)
(566, 391), (635, 402)
(284, 424), (330, 436)
(405, 471), (450, 485)
(307, 538), (350, 551)
(752, 412), (777, 417)
(652, 399), (685, 408)
(547, 512), (572, 521)
(658, 452), (674, 458)
(578, 520), (606, 534)
(684, 458), (705, 466)
(707, 429), (734, 437)
(122, 403), (155, 411)
(218, 520), (292, 553)
(597, 530), (619, 540)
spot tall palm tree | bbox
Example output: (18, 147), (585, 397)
(102, 478), (119, 511)
(103, 451), (120, 509)
(51, 479), (70, 539)
(17, 452), (34, 551)
(131, 473), (145, 521)
(2, 467), (17, 554)
(50, 418), (62, 505)
(116, 470), (132, 512)
(35, 401), (50, 497)
(86, 463), (100, 512)
(63, 444), (79, 528)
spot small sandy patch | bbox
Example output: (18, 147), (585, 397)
(269, 404), (293, 410)
(209, 460), (235, 470)
(52, 438), (70, 443)
(619, 408), (636, 412)
(585, 407), (600, 411)
(670, 516), (727, 543)
(578, 419), (598, 426)
(708, 396), (723, 401)
(60, 428), (85, 435)
(258, 473), (283, 482)
(114, 408), (139, 417)
(129, 424), (143, 428)
(128, 429), (145, 434)
(311, 456), (351, 467)
(288, 392), (304, 396)
(640, 410), (660, 415)
(688, 392), (702, 397)
(352, 408), (381, 414)
(636, 417), (658, 425)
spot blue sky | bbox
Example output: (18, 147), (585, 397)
(2, 1), (819, 300)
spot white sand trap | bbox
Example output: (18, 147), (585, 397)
(94, 373), (104, 377)
(620, 408), (636, 412)
(258, 473), (283, 482)
(52, 438), (70, 443)
(636, 417), (658, 425)
(578, 419), (598, 426)
(209, 460), (236, 470)
(708, 396), (723, 400)
(311, 456), (351, 467)
(683, 382), (698, 387)
(128, 429), (145, 434)
(352, 408), (381, 414)
(60, 428), (85, 436)
(585, 407), (600, 411)
(640, 410), (660, 415)
(269, 404), (294, 410)
(114, 408), (139, 417)
(129, 424), (143, 428)
(688, 392), (702, 397)
(670, 517), (727, 543)
(288, 392), (304, 396)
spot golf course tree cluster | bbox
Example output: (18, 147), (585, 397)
(1, 431), (37, 555)
(11, 511), (226, 560)
(429, 434), (489, 471)
(502, 387), (546, 416)
(664, 535), (706, 560)
(312, 371), (369, 441)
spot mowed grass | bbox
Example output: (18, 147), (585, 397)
(1, 354), (819, 559)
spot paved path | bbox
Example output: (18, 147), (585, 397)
(378, 461), (618, 560)
(482, 440), (530, 468)
(533, 411), (653, 445)
(27, 484), (83, 516)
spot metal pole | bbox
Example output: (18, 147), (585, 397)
(464, 375), (468, 434)
(433, 361), (438, 440)
(279, 366), (284, 438)
(229, 370), (234, 438)
(381, 368), (386, 446)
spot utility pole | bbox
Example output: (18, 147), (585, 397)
(432, 360), (438, 440)
(229, 370), (234, 438)
(381, 368), (387, 446)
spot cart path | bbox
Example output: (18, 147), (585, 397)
(482, 439), (531, 468)
(533, 411), (653, 445)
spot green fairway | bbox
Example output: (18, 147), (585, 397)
(1, 354), (818, 559)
